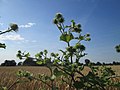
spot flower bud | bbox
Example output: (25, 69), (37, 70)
(53, 18), (58, 24)
(58, 17), (64, 23)
(74, 43), (81, 49)
(86, 33), (90, 37)
(77, 23), (81, 28)
(85, 37), (91, 41)
(10, 23), (18, 32)
(55, 13), (63, 19)
(79, 45), (85, 51)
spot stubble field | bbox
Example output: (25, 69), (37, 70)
(0, 66), (120, 90)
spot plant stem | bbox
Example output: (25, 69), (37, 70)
(55, 64), (72, 77)
(56, 24), (63, 34)
(8, 78), (19, 90)
(34, 77), (52, 88)
(0, 29), (12, 35)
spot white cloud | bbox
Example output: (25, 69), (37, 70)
(31, 40), (37, 43)
(0, 34), (24, 41)
(22, 40), (37, 43)
(0, 23), (4, 26)
(19, 23), (36, 28)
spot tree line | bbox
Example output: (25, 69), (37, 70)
(1, 58), (120, 66)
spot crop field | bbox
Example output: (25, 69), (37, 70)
(0, 66), (120, 90)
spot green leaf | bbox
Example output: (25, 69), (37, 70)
(65, 25), (70, 28)
(1, 87), (7, 90)
(44, 75), (50, 81)
(51, 74), (56, 81)
(54, 68), (64, 77)
(79, 35), (84, 40)
(53, 59), (60, 64)
(85, 37), (91, 41)
(112, 82), (120, 87)
(73, 81), (84, 89)
(16, 53), (22, 59)
(59, 49), (66, 55)
(71, 20), (74, 23)
(25, 53), (30, 57)
(36, 61), (43, 65)
(60, 33), (74, 43)
(71, 20), (75, 27)
(35, 53), (41, 59)
(52, 86), (59, 90)
(78, 65), (84, 71)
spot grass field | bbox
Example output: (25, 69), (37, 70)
(0, 66), (120, 90)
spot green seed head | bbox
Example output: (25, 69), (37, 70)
(75, 43), (81, 49)
(86, 33), (90, 37)
(58, 17), (64, 23)
(55, 13), (63, 19)
(79, 45), (86, 51)
(53, 18), (58, 24)
(77, 23), (81, 28)
(10, 23), (18, 32)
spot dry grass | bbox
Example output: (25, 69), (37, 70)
(0, 66), (120, 90)
(0, 66), (51, 90)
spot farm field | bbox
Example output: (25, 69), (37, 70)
(0, 66), (120, 90)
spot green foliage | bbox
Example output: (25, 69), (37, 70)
(16, 70), (33, 81)
(16, 13), (120, 90)
(0, 21), (19, 89)
(0, 23), (18, 49)
(16, 50), (30, 59)
(0, 87), (7, 90)
(60, 33), (74, 43)
(115, 44), (120, 53)
(0, 23), (18, 35)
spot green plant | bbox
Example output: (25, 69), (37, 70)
(0, 23), (18, 49)
(115, 44), (120, 53)
(0, 22), (18, 90)
(17, 13), (120, 90)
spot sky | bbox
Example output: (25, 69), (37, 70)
(0, 0), (120, 64)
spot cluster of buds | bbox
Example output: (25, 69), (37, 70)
(71, 20), (82, 33)
(53, 13), (64, 24)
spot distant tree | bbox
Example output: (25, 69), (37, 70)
(23, 57), (38, 66)
(1, 63), (5, 66)
(11, 60), (16, 66)
(113, 61), (120, 65)
(1, 60), (16, 66)
(96, 62), (102, 65)
(85, 59), (90, 65)
(91, 62), (95, 65)
(113, 61), (116, 65)
(103, 62), (106, 65)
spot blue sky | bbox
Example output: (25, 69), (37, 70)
(0, 0), (120, 64)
